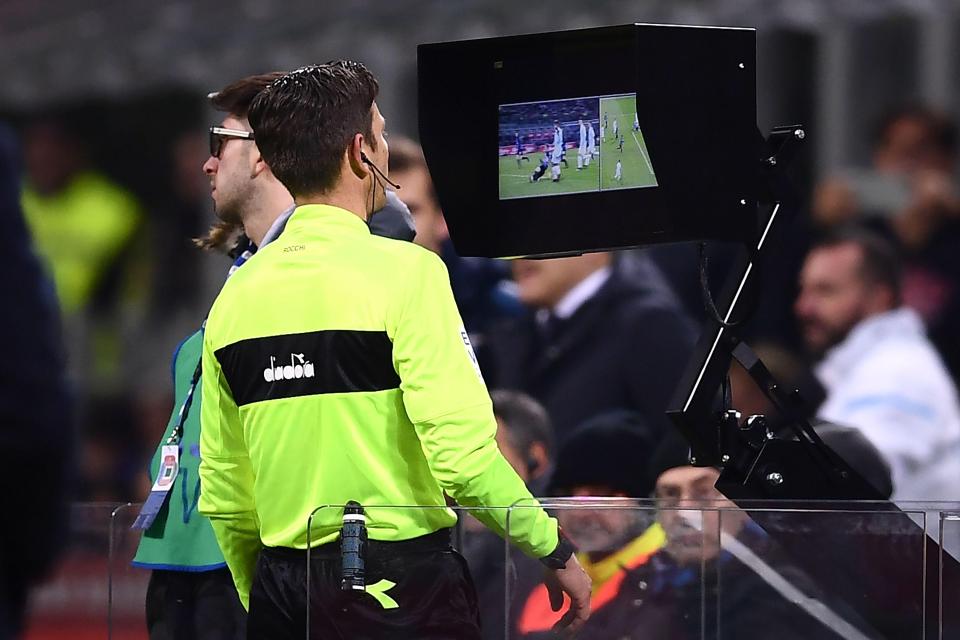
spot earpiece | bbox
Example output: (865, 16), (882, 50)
(360, 150), (401, 190)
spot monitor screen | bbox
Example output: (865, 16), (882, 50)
(498, 93), (658, 200)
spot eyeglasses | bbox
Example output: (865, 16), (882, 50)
(209, 126), (255, 159)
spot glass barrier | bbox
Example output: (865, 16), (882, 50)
(507, 499), (960, 640)
(22, 502), (148, 640)
(18, 499), (960, 639)
(941, 510), (960, 637)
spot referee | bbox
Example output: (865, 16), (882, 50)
(198, 61), (591, 639)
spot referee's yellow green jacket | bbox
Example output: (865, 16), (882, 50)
(198, 204), (558, 608)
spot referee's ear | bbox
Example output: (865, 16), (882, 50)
(347, 133), (370, 181)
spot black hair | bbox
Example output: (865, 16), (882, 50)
(247, 61), (379, 198)
(490, 389), (555, 465)
(208, 71), (285, 119)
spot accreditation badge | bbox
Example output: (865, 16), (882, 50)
(131, 444), (180, 530)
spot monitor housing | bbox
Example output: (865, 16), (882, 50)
(418, 23), (758, 258)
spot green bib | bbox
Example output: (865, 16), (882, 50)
(133, 330), (226, 571)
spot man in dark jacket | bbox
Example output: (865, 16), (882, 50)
(480, 251), (696, 440)
(627, 433), (873, 640)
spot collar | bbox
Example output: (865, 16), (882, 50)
(551, 266), (612, 319)
(285, 203), (372, 237)
(259, 204), (296, 248)
(578, 523), (666, 593)
(816, 307), (925, 387)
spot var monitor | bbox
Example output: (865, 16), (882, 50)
(418, 24), (759, 258)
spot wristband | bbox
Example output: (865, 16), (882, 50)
(539, 529), (576, 570)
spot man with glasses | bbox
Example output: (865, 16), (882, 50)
(132, 70), (415, 640)
(198, 61), (591, 639)
(132, 71), (285, 640)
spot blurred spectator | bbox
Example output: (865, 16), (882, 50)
(813, 106), (957, 230)
(813, 106), (960, 382)
(20, 118), (144, 318)
(514, 413), (663, 637)
(490, 389), (554, 493)
(795, 227), (960, 500)
(0, 123), (73, 639)
(388, 136), (523, 335)
(481, 251), (695, 440)
(461, 390), (555, 640)
(20, 117), (148, 500)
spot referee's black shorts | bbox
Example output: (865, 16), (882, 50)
(247, 528), (482, 640)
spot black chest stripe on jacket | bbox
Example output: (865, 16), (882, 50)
(214, 330), (400, 406)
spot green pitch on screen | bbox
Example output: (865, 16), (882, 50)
(600, 95), (658, 191)
(498, 154), (600, 199)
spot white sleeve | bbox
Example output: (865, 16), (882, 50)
(818, 349), (960, 496)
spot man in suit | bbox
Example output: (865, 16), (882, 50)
(481, 251), (696, 440)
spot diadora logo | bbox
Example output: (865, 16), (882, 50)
(263, 353), (315, 382)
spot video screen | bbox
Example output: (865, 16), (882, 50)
(498, 93), (658, 200)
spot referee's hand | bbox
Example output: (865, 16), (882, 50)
(544, 554), (592, 635)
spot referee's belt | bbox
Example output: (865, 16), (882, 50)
(262, 528), (453, 561)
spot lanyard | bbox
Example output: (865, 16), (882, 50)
(161, 208), (294, 447)
(165, 357), (202, 446)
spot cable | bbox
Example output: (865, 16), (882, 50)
(699, 242), (741, 329)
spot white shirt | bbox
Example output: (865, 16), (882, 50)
(261, 205), (295, 247)
(816, 308), (960, 500)
(542, 266), (612, 321)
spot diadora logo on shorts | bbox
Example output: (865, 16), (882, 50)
(263, 353), (315, 382)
